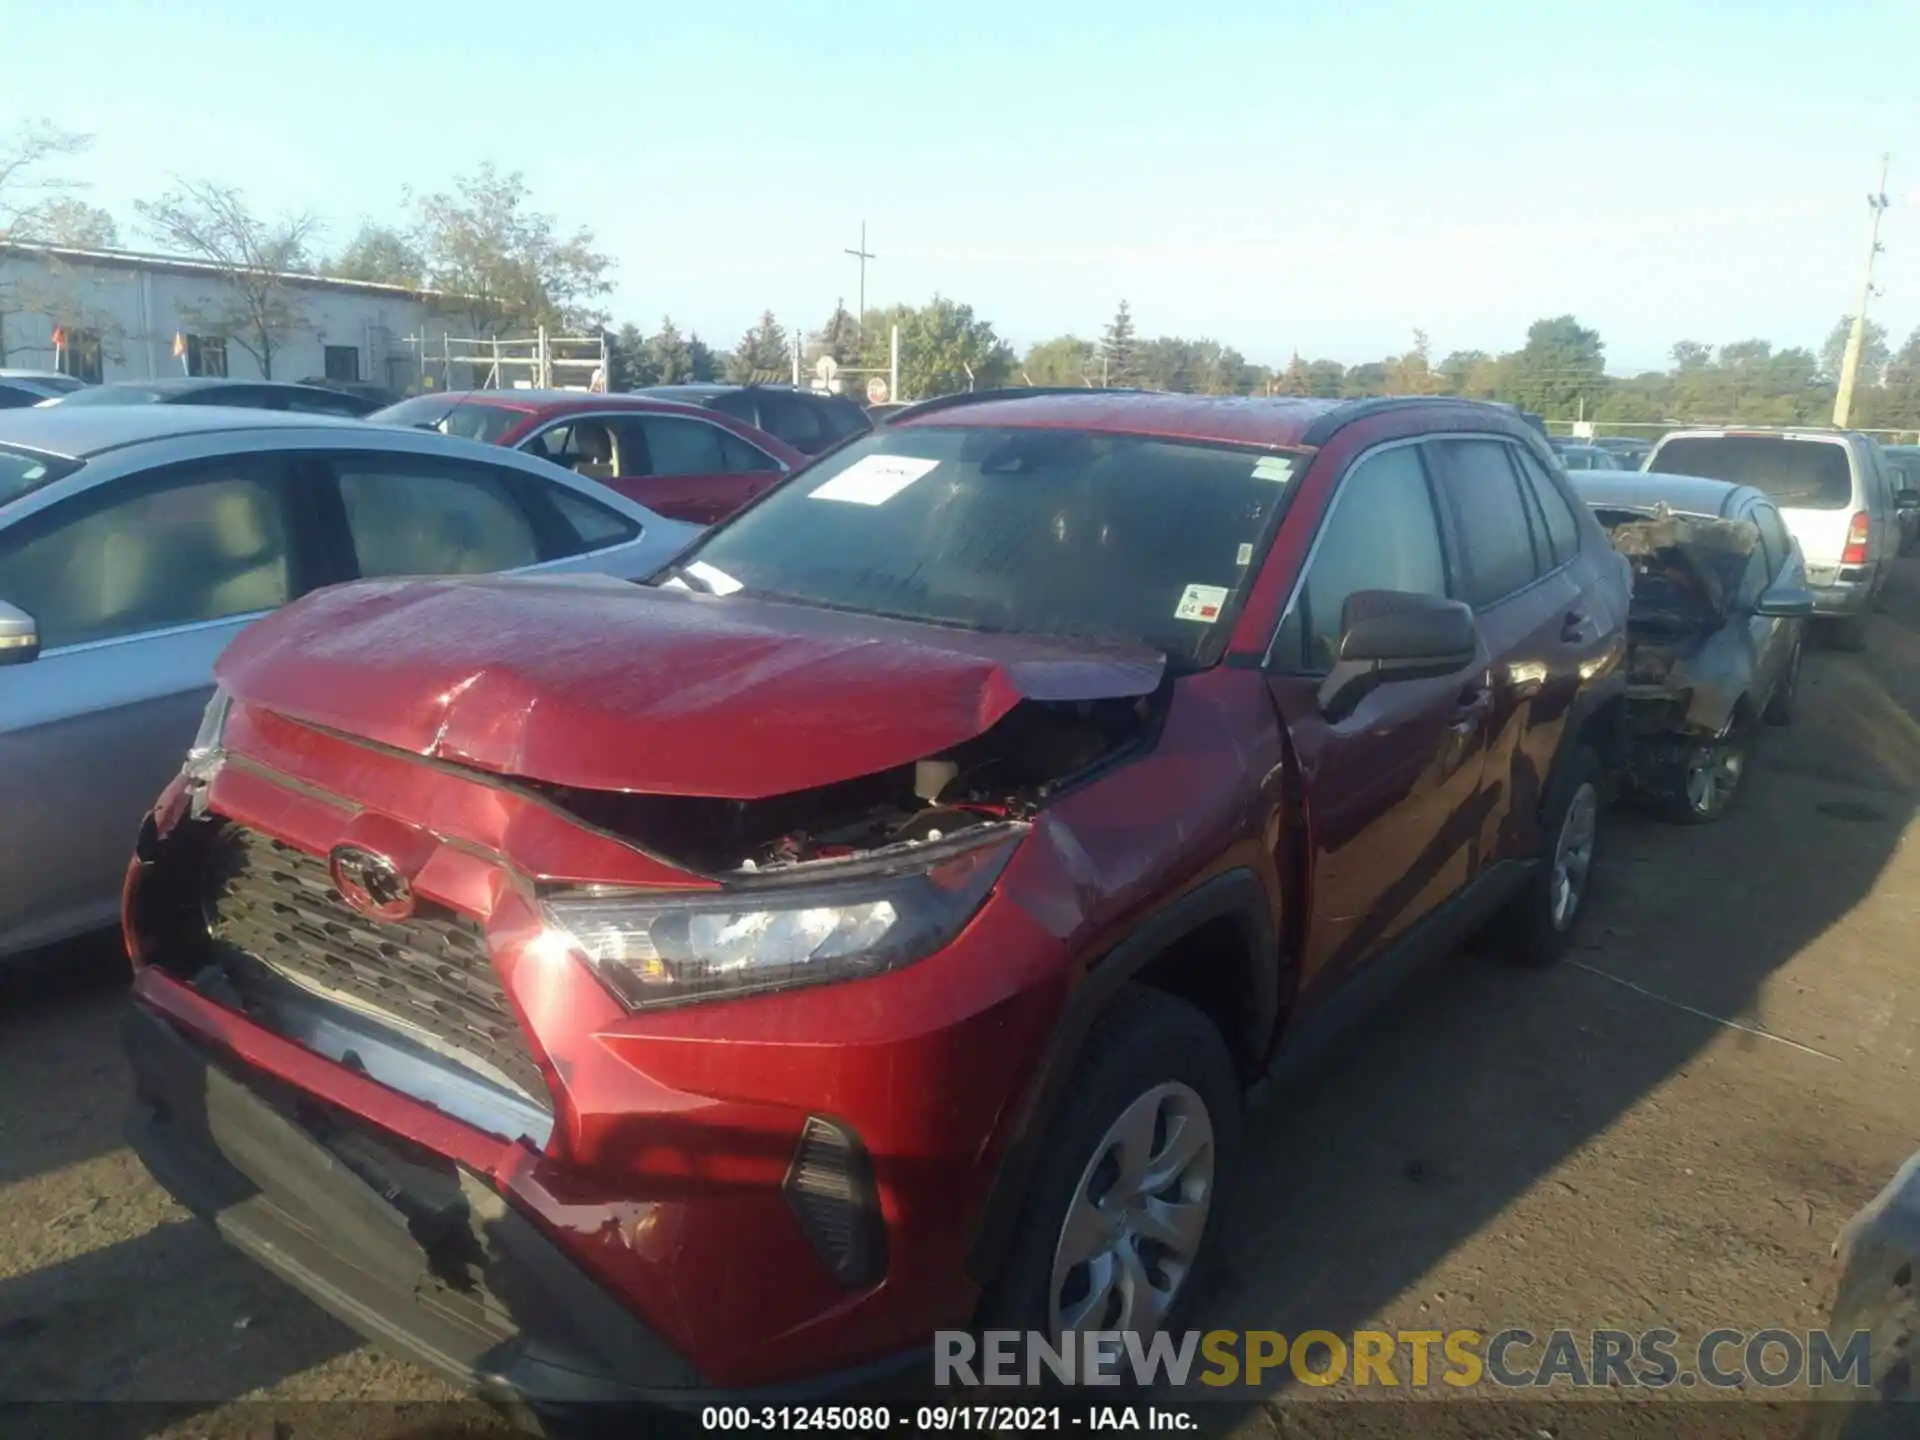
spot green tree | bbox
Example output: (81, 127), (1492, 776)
(1437, 349), (1498, 397)
(1191, 340), (1251, 395)
(1272, 353), (1312, 395)
(1671, 340), (1712, 372)
(411, 162), (612, 334)
(807, 301), (861, 370)
(609, 321), (657, 390)
(1022, 334), (1095, 386)
(687, 332), (722, 383)
(1385, 330), (1441, 394)
(1821, 314), (1890, 384)
(1500, 315), (1606, 417)
(327, 223), (424, 286)
(1137, 335), (1194, 392)
(1304, 358), (1346, 398)
(1100, 300), (1138, 387)
(858, 296), (1012, 400)
(729, 310), (789, 382)
(646, 316), (695, 383)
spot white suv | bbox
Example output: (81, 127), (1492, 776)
(1643, 428), (1902, 650)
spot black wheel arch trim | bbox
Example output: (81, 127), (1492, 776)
(963, 866), (1277, 1286)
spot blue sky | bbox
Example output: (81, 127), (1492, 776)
(6, 0), (1919, 372)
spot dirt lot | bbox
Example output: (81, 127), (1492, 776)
(4, 565), (1918, 1440)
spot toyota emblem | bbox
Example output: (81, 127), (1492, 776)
(328, 845), (415, 921)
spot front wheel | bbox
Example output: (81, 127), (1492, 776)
(981, 987), (1240, 1350)
(1484, 744), (1602, 969)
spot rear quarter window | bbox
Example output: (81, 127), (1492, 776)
(1652, 437), (1853, 511)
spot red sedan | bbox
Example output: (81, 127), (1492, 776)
(370, 390), (806, 526)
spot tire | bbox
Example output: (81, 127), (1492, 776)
(1826, 612), (1869, 652)
(978, 986), (1241, 1351)
(1663, 721), (1752, 826)
(1764, 639), (1802, 726)
(1484, 743), (1602, 969)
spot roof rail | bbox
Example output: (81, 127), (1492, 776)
(882, 386), (1147, 425)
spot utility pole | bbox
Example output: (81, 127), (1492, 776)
(1833, 154), (1892, 429)
(844, 222), (875, 339)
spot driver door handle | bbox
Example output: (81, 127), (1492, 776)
(1451, 682), (1494, 732)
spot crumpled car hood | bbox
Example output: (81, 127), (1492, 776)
(214, 574), (1166, 799)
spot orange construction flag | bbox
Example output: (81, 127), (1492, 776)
(51, 325), (65, 349)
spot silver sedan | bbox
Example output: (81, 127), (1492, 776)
(0, 405), (699, 965)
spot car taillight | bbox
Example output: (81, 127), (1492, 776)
(1842, 512), (1870, 566)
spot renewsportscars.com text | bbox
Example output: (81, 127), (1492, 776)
(935, 1327), (1876, 1391)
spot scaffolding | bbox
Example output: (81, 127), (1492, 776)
(399, 326), (610, 393)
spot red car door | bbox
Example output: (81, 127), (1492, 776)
(1261, 437), (1495, 1006)
(608, 414), (789, 526)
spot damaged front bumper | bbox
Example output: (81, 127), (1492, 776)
(121, 999), (926, 1415)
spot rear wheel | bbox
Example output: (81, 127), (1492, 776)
(1485, 744), (1602, 968)
(981, 987), (1240, 1350)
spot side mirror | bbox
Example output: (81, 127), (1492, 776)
(1754, 583), (1816, 619)
(1317, 590), (1478, 721)
(0, 601), (40, 666)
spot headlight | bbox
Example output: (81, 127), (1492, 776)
(540, 831), (1020, 1011)
(185, 686), (232, 774)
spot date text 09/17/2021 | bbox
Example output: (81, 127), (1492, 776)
(700, 1405), (1197, 1432)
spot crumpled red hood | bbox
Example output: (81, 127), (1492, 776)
(215, 574), (1166, 799)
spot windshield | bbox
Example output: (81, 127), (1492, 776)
(1653, 435), (1853, 510)
(366, 393), (528, 445)
(672, 425), (1302, 663)
(0, 445), (81, 506)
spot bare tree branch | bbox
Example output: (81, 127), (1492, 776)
(133, 178), (319, 378)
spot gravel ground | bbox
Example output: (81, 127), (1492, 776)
(4, 564), (1918, 1440)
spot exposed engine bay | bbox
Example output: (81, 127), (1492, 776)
(522, 691), (1158, 876)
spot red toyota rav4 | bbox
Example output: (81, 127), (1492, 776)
(121, 391), (1630, 1415)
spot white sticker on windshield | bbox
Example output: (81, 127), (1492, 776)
(685, 561), (743, 595)
(1252, 455), (1295, 482)
(809, 454), (941, 506)
(1235, 542), (1254, 567)
(662, 576), (693, 591)
(1174, 583), (1231, 623)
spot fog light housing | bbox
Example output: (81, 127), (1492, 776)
(783, 1116), (885, 1289)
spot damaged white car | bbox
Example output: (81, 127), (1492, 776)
(1572, 472), (1815, 823)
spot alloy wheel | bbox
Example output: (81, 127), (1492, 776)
(1549, 782), (1599, 930)
(1684, 741), (1745, 818)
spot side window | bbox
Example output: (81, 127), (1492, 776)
(284, 389), (361, 415)
(0, 384), (42, 410)
(1752, 503), (1792, 582)
(717, 429), (783, 473)
(706, 391), (759, 425)
(1432, 438), (1543, 607)
(331, 455), (543, 578)
(622, 416), (727, 476)
(547, 486), (641, 551)
(1510, 447), (1582, 565)
(825, 399), (874, 440)
(761, 395), (827, 453)
(0, 460), (292, 649)
(523, 419), (617, 479)
(1270, 444), (1450, 673)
